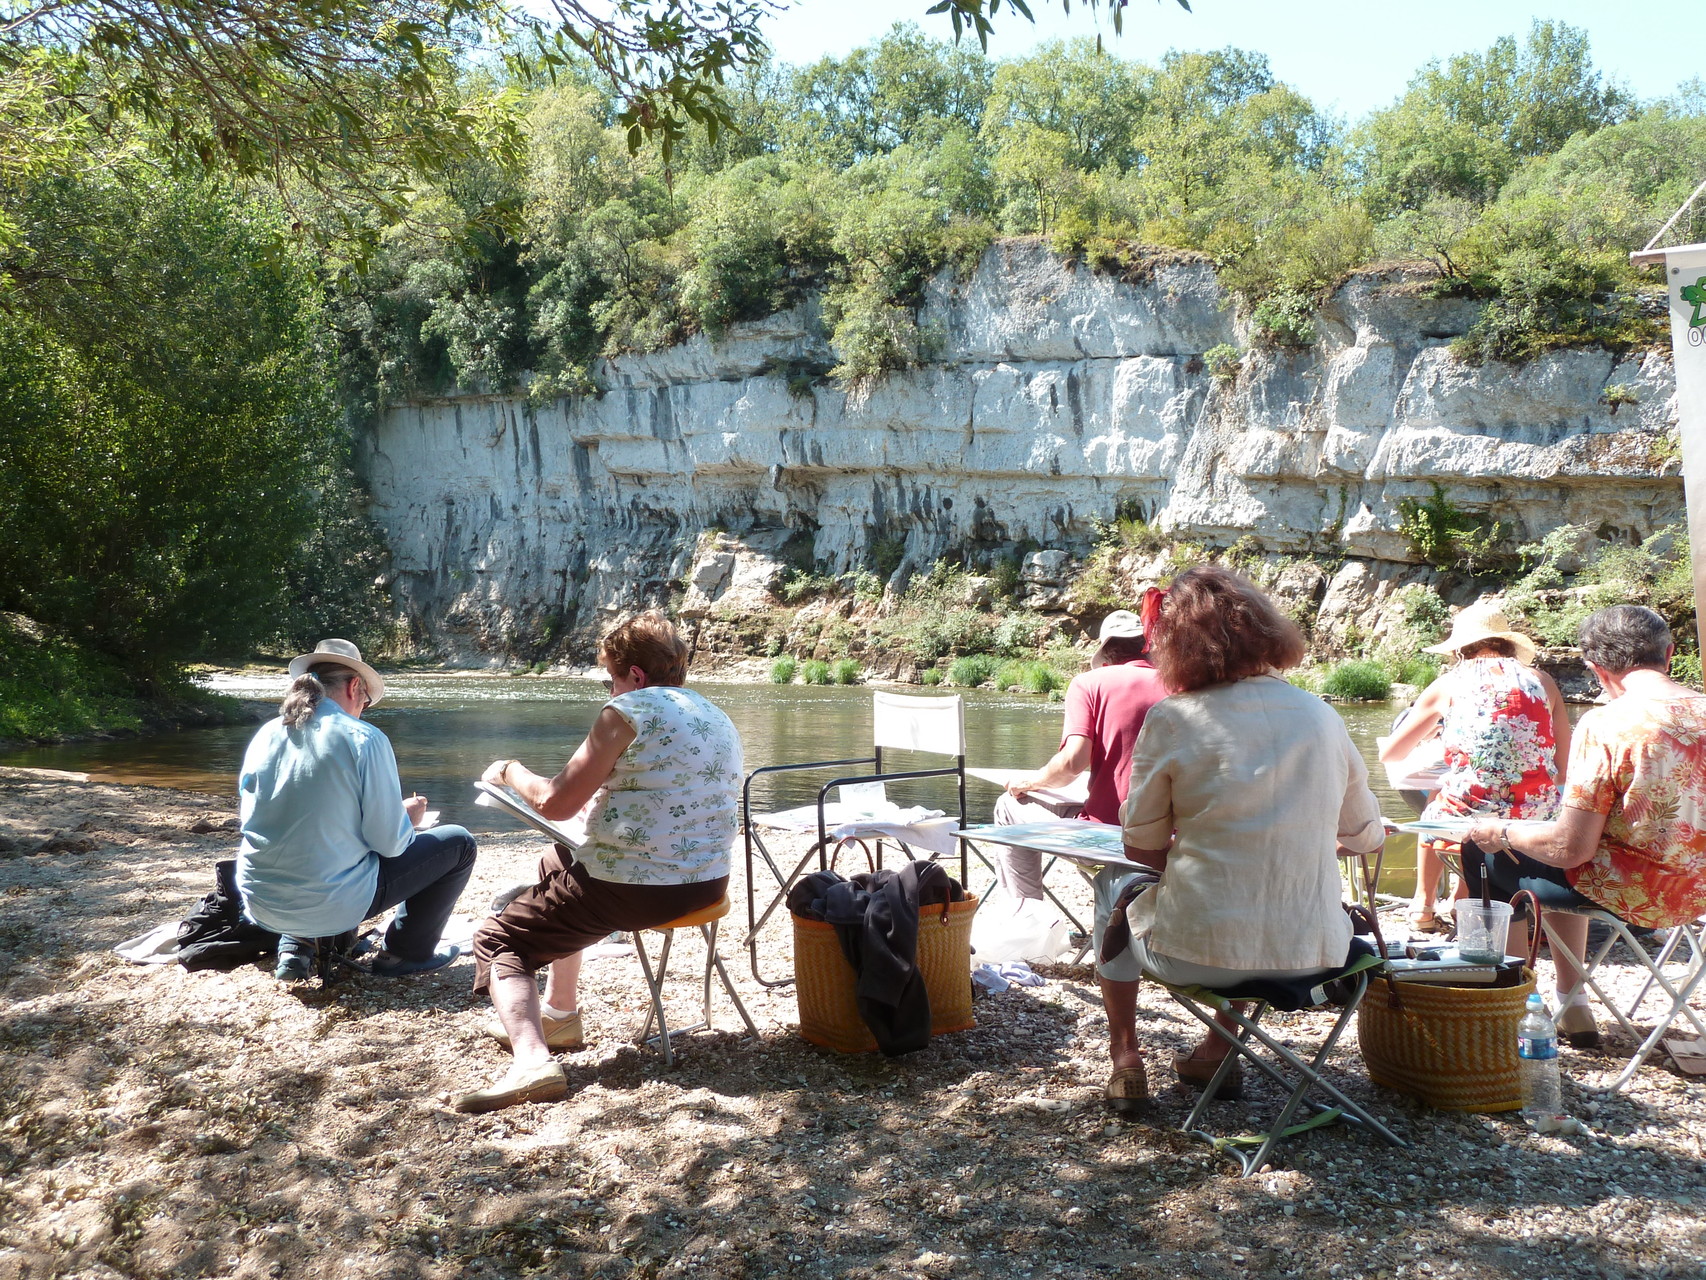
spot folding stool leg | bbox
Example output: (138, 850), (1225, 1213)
(1168, 980), (1406, 1176)
(1544, 915), (1706, 1091)
(703, 921), (760, 1041)
(635, 927), (676, 1068)
(1629, 926), (1688, 1010)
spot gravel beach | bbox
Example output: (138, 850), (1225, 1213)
(1, 769), (1702, 1280)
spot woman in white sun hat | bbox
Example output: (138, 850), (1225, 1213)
(1379, 601), (1570, 933)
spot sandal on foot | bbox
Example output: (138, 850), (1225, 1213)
(1556, 1003), (1601, 1050)
(1104, 1066), (1151, 1116)
(370, 945), (461, 977)
(1409, 911), (1452, 936)
(485, 1010), (586, 1052)
(453, 1060), (568, 1114)
(1173, 1051), (1245, 1101)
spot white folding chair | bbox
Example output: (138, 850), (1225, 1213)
(1540, 906), (1706, 1092)
(742, 692), (967, 986)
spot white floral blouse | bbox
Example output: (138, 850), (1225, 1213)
(577, 686), (743, 885)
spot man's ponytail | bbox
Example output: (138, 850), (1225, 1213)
(280, 674), (326, 728)
(279, 663), (354, 728)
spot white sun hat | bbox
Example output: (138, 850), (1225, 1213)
(287, 638), (387, 704)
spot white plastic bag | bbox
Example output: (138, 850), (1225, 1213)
(971, 892), (1072, 965)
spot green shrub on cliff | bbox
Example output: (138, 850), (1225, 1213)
(947, 654), (999, 687)
(991, 659), (1067, 694)
(800, 659), (832, 685)
(769, 656), (799, 684)
(830, 658), (862, 684)
(1397, 484), (1507, 572)
(1507, 525), (1694, 648)
(1321, 660), (1393, 701)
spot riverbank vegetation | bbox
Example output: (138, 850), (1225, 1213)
(724, 515), (1701, 702)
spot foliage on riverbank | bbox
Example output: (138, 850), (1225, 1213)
(708, 514), (1703, 701)
(0, 160), (395, 692)
(0, 616), (244, 746)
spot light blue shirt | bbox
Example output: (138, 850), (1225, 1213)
(236, 699), (414, 936)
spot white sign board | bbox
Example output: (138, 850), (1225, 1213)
(1664, 245), (1706, 637)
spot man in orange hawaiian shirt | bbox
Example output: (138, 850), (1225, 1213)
(1466, 605), (1706, 1047)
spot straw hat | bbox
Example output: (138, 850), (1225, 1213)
(287, 638), (387, 704)
(1423, 602), (1537, 666)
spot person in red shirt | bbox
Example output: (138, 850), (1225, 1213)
(993, 608), (1169, 880)
(991, 607), (1169, 1113)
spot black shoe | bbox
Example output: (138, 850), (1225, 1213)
(275, 951), (312, 981)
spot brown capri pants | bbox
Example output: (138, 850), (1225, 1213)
(472, 844), (728, 996)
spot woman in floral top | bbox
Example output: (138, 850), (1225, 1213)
(1381, 602), (1570, 932)
(1467, 606), (1706, 1047)
(458, 613), (743, 1113)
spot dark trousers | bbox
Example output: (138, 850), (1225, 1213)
(1460, 838), (1597, 912)
(367, 825), (479, 960)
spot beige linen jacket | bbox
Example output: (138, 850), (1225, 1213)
(1120, 674), (1385, 972)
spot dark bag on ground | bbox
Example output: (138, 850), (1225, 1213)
(788, 862), (966, 1056)
(177, 859), (279, 971)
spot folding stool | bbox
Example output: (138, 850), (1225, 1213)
(1540, 906), (1706, 1092)
(1153, 943), (1408, 1176)
(634, 897), (760, 1067)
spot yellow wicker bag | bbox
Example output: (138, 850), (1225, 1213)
(1358, 893), (1543, 1112)
(1357, 967), (1536, 1111)
(793, 895), (979, 1054)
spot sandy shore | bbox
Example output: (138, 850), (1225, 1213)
(1, 771), (1702, 1280)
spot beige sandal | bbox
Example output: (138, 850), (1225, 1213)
(1104, 1066), (1151, 1116)
(453, 1059), (568, 1114)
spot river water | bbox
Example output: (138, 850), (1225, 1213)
(0, 673), (1423, 892)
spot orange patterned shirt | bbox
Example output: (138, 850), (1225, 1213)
(1563, 691), (1706, 928)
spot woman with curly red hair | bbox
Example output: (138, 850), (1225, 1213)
(1098, 566), (1385, 1108)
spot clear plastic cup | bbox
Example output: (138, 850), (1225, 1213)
(1455, 901), (1514, 964)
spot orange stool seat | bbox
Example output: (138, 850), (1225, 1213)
(649, 897), (732, 933)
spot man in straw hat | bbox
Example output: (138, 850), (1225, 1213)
(237, 639), (477, 980)
(1380, 600), (1570, 936)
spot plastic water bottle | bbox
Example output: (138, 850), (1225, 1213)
(1518, 993), (1564, 1127)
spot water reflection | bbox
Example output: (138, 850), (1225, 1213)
(1, 676), (1428, 892)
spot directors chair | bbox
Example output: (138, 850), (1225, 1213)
(742, 691), (967, 986)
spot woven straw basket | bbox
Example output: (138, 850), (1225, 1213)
(793, 896), (979, 1053)
(1357, 967), (1536, 1112)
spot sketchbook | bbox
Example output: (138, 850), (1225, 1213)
(473, 781), (585, 848)
(966, 767), (1089, 817)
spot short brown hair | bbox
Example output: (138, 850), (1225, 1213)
(600, 612), (689, 687)
(1098, 635), (1149, 665)
(1149, 565), (1307, 692)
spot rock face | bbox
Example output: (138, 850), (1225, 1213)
(360, 240), (1681, 662)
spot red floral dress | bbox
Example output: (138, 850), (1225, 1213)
(1564, 692), (1706, 929)
(1423, 657), (1560, 822)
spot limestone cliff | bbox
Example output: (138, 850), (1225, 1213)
(359, 240), (1680, 663)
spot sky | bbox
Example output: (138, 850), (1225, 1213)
(758, 0), (1706, 122)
